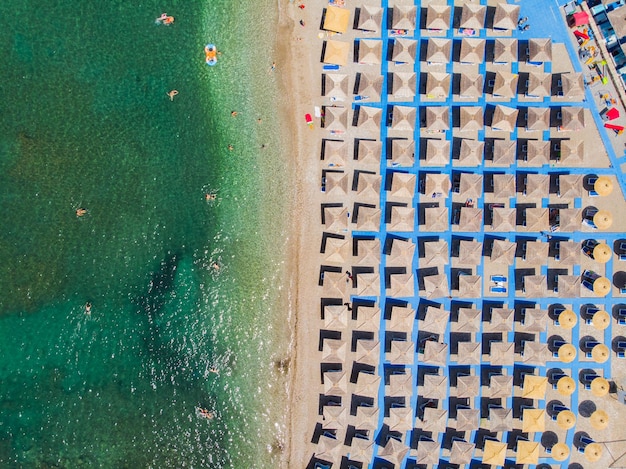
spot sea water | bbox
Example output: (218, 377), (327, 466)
(0, 1), (292, 467)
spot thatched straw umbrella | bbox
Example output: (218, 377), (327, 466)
(556, 275), (581, 298)
(388, 372), (413, 397)
(422, 375), (447, 397)
(523, 342), (549, 366)
(523, 275), (547, 297)
(348, 437), (375, 463)
(456, 375), (480, 398)
(490, 342), (514, 365)
(387, 340), (415, 364)
(425, 72), (451, 100)
(324, 40), (350, 66)
(426, 3), (451, 30)
(493, 2), (520, 30)
(323, 106), (347, 133)
(323, 5), (351, 33)
(389, 206), (415, 232)
(414, 440), (441, 465)
(560, 139), (584, 164)
(315, 435), (342, 464)
(425, 173), (451, 198)
(486, 308), (514, 332)
(457, 341), (481, 364)
(458, 275), (482, 297)
(526, 107), (550, 131)
(422, 407), (447, 434)
(458, 173), (483, 199)
(356, 172), (381, 203)
(524, 139), (550, 166)
(322, 406), (347, 429)
(458, 139), (484, 166)
(487, 375), (513, 398)
(492, 139), (517, 165)
(520, 308), (548, 333)
(459, 106), (483, 131)
(355, 72), (383, 101)
(423, 341), (448, 366)
(391, 38), (417, 64)
(460, 2), (486, 30)
(492, 105), (518, 132)
(527, 71), (551, 98)
(322, 338), (347, 363)
(355, 238), (380, 266)
(522, 375), (548, 399)
(491, 207), (516, 231)
(594, 176), (614, 196)
(522, 408), (545, 433)
(322, 139), (347, 167)
(459, 38), (485, 63)
(324, 172), (349, 197)
(423, 206), (449, 231)
(562, 72), (585, 100)
(456, 409), (479, 432)
(387, 238), (415, 267)
(324, 206), (349, 232)
(558, 174), (582, 198)
(355, 206), (380, 231)
(482, 440), (507, 466)
(386, 407), (414, 433)
(355, 340), (380, 365)
(426, 37), (451, 64)
(421, 305), (449, 335)
(391, 5), (417, 31)
(560, 106), (585, 131)
(528, 38), (552, 63)
(423, 239), (449, 265)
(389, 172), (416, 201)
(390, 71), (416, 101)
(458, 242), (483, 266)
(493, 70), (518, 99)
(323, 370), (348, 396)
(523, 240), (548, 264)
(378, 438), (409, 467)
(488, 407), (512, 432)
(424, 273), (449, 299)
(523, 174), (550, 199)
(490, 239), (516, 264)
(516, 441), (539, 465)
(459, 70), (484, 99)
(559, 208), (582, 232)
(493, 38), (517, 63)
(356, 273), (379, 296)
(355, 105), (382, 134)
(390, 139), (415, 167)
(458, 207), (483, 231)
(493, 173), (516, 197)
(357, 39), (383, 65)
(356, 5), (383, 33)
(425, 138), (450, 166)
(524, 207), (549, 232)
(391, 105), (416, 132)
(322, 73), (349, 101)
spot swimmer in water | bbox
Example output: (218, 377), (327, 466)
(167, 90), (179, 101)
(205, 193), (216, 201)
(85, 302), (92, 315)
(197, 407), (214, 420)
(76, 208), (87, 217)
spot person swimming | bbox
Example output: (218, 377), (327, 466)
(85, 302), (92, 315)
(196, 407), (214, 420)
(167, 90), (178, 101)
(76, 208), (87, 217)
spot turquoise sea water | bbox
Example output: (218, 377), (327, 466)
(0, 1), (293, 467)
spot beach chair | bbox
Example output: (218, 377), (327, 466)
(490, 286), (507, 294)
(617, 342), (626, 358)
(618, 308), (626, 325)
(491, 275), (507, 283)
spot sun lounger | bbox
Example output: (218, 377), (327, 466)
(491, 275), (507, 283)
(490, 286), (507, 294)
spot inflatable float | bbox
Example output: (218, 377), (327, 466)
(205, 44), (218, 66)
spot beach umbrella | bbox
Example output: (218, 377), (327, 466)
(460, 2), (486, 30)
(387, 371), (413, 397)
(426, 3), (451, 30)
(523, 240), (549, 264)
(355, 105), (382, 134)
(323, 106), (347, 133)
(562, 72), (585, 100)
(459, 38), (485, 64)
(591, 377), (610, 397)
(355, 208), (380, 231)
(355, 306), (380, 333)
(592, 310), (611, 330)
(324, 304), (349, 330)
(488, 407), (512, 432)
(490, 240), (516, 266)
(458, 207), (483, 232)
(456, 408), (479, 432)
(561, 106), (585, 131)
(388, 273), (414, 298)
(348, 437), (375, 463)
(556, 240), (581, 265)
(352, 406), (379, 432)
(321, 270), (349, 298)
(492, 139), (517, 165)
(356, 139), (381, 167)
(323, 40), (350, 66)
(593, 276), (611, 297)
(552, 443), (570, 462)
(355, 340), (380, 365)
(423, 341), (448, 366)
(493, 38), (518, 63)
(391, 4), (417, 31)
(324, 370), (348, 396)
(522, 375), (548, 400)
(527, 71), (551, 98)
(356, 5), (383, 33)
(457, 341), (481, 365)
(355, 238), (380, 266)
(482, 440), (507, 466)
(522, 408), (545, 433)
(558, 309), (578, 329)
(322, 339), (347, 363)
(387, 238), (415, 268)
(354, 373), (380, 397)
(422, 407), (448, 434)
(594, 176), (614, 196)
(425, 138), (449, 166)
(458, 139), (483, 166)
(522, 342), (549, 366)
(593, 243), (612, 263)
(491, 208), (516, 231)
(458, 173), (483, 200)
(516, 441), (539, 465)
(524, 208), (549, 232)
(421, 305), (450, 335)
(558, 174), (583, 198)
(322, 74), (349, 101)
(387, 407), (414, 433)
(425, 105), (450, 130)
(458, 275), (481, 298)
(387, 139), (413, 167)
(459, 70), (484, 99)
(450, 440), (475, 464)
(592, 344), (610, 363)
(459, 106), (483, 131)
(356, 172), (381, 203)
(493, 2), (520, 30)
(490, 342), (514, 366)
(387, 340), (414, 364)
(493, 70), (518, 99)
(560, 139), (584, 164)
(391, 105), (416, 132)
(415, 440), (440, 464)
(425, 173), (451, 198)
(590, 409), (609, 430)
(423, 239), (449, 265)
(487, 375), (513, 399)
(323, 237), (350, 265)
(559, 208), (582, 232)
(378, 438), (409, 467)
(323, 5), (351, 33)
(485, 308), (514, 333)
(526, 106), (550, 131)
(558, 343), (577, 363)
(357, 39), (382, 65)
(525, 139), (550, 166)
(458, 240), (483, 265)
(557, 376), (576, 396)
(426, 37), (451, 64)
(457, 375), (480, 398)
(423, 206), (449, 231)
(593, 210), (613, 230)
(389, 207), (415, 232)
(556, 410), (576, 430)
(389, 172), (416, 201)
(390, 71), (416, 101)
(391, 39), (417, 65)
(425, 72), (451, 100)
(322, 406), (348, 429)
(523, 275), (547, 297)
(324, 172), (349, 197)
(584, 442), (603, 462)
(355, 72), (383, 101)
(322, 139), (347, 167)
(524, 174), (550, 199)
(315, 435), (342, 463)
(556, 275), (581, 298)
(356, 273), (379, 296)
(528, 38), (552, 63)
(492, 105), (518, 132)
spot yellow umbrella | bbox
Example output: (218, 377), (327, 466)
(552, 443), (570, 462)
(558, 343), (577, 363)
(522, 375), (548, 400)
(556, 410), (576, 430)
(595, 176), (614, 196)
(515, 440), (539, 465)
(558, 309), (577, 329)
(593, 210), (613, 230)
(557, 376), (576, 396)
(590, 409), (609, 430)
(584, 442), (603, 462)
(593, 243), (612, 263)
(593, 276), (611, 297)
(591, 377), (610, 397)
(522, 408), (545, 433)
(482, 440), (507, 466)
(592, 310), (610, 330)
(592, 344), (610, 363)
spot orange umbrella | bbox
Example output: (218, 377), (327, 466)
(584, 442), (603, 462)
(592, 344), (610, 363)
(552, 443), (570, 462)
(557, 376), (576, 396)
(558, 309), (577, 329)
(594, 176), (613, 196)
(556, 410), (576, 430)
(593, 210), (613, 230)
(591, 377), (610, 397)
(592, 310), (610, 330)
(558, 343), (577, 363)
(593, 243), (612, 263)
(593, 276), (611, 297)
(590, 409), (609, 430)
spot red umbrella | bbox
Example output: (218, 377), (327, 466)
(607, 108), (620, 121)
(305, 113), (314, 129)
